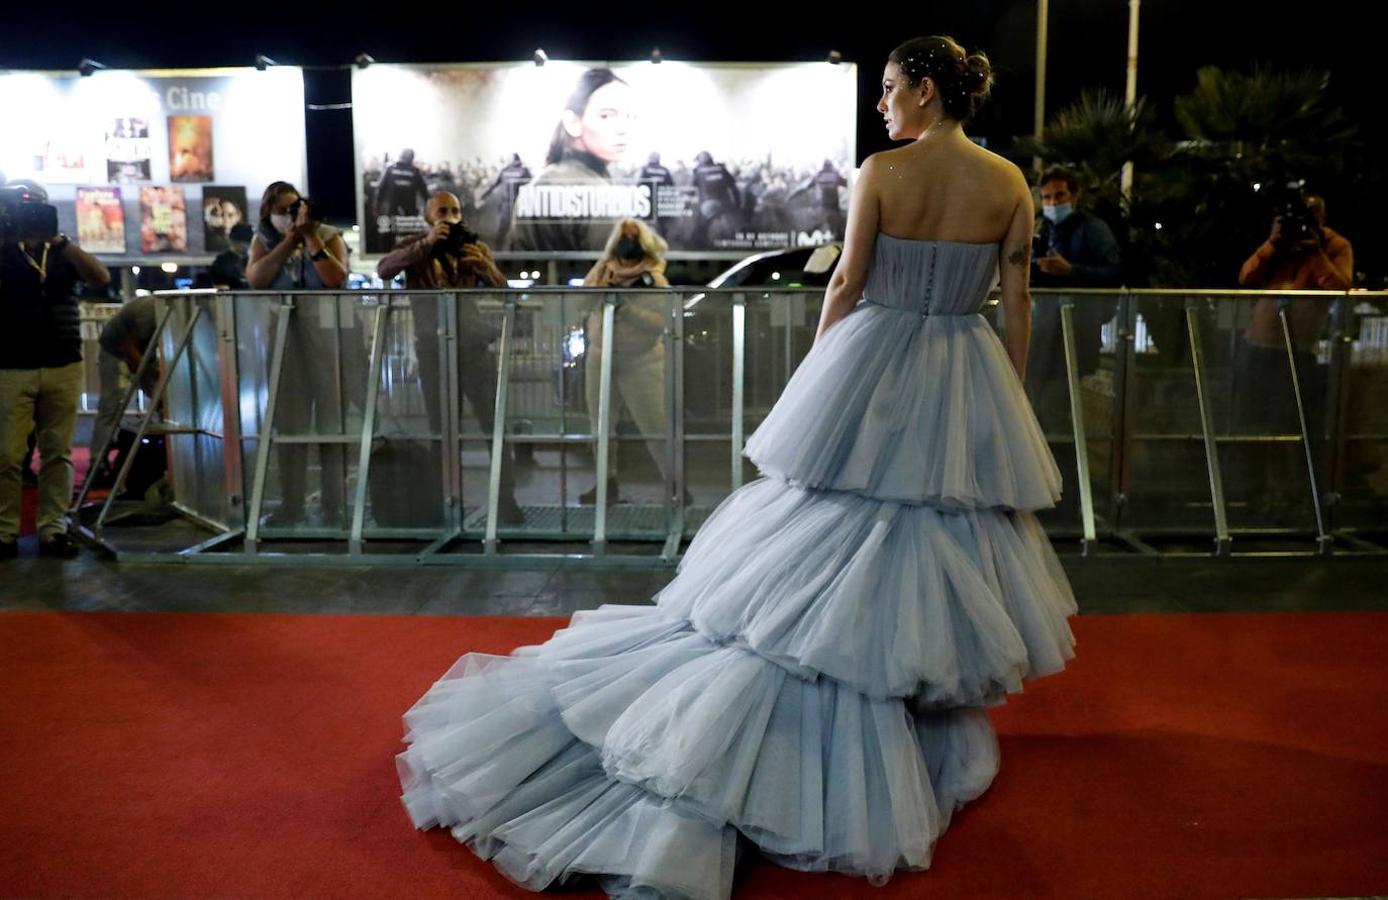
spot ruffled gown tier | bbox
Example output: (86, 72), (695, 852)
(397, 234), (1078, 900)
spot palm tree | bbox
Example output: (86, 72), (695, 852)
(1157, 65), (1357, 286)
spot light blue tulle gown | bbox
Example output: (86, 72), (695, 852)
(396, 234), (1078, 899)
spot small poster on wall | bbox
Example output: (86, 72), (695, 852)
(106, 118), (152, 182)
(168, 115), (215, 182)
(75, 187), (126, 253)
(139, 185), (188, 252)
(41, 140), (88, 182)
(201, 186), (248, 252)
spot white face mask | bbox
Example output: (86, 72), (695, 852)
(270, 213), (293, 233)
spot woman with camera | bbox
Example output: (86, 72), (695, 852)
(578, 217), (674, 505)
(246, 181), (347, 292)
(246, 181), (357, 528)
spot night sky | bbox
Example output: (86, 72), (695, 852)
(4, 1), (1379, 271)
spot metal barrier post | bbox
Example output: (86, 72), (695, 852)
(592, 295), (617, 554)
(349, 302), (391, 555)
(441, 292), (462, 536)
(662, 292), (684, 562)
(1324, 296), (1354, 536)
(1186, 300), (1232, 556)
(245, 298), (294, 553)
(485, 299), (516, 554)
(1110, 292), (1136, 531)
(1059, 300), (1098, 554)
(731, 293), (747, 491)
(1278, 305), (1332, 555)
(216, 293), (246, 531)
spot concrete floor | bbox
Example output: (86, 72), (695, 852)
(3, 543), (1386, 618)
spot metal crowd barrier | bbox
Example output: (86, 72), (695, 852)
(70, 286), (1388, 565)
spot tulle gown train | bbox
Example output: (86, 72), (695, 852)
(397, 234), (1077, 899)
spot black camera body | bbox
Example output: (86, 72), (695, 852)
(436, 221), (480, 257)
(286, 196), (321, 224)
(0, 185), (60, 244)
(1273, 184), (1322, 252)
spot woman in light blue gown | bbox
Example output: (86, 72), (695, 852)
(396, 35), (1076, 900)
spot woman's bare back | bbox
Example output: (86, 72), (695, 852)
(872, 137), (1026, 245)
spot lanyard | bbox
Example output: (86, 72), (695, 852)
(20, 241), (50, 283)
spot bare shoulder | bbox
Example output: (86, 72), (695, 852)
(855, 151), (890, 184)
(974, 144), (1031, 198)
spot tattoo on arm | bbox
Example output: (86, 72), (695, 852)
(1006, 243), (1030, 269)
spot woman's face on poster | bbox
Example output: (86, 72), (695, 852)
(220, 201), (242, 230)
(569, 80), (636, 164)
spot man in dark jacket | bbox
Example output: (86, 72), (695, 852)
(377, 192), (523, 525)
(1, 183), (111, 559)
(1026, 167), (1123, 431)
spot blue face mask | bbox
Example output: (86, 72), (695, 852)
(1043, 203), (1074, 225)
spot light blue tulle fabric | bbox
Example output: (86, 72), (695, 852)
(397, 235), (1078, 900)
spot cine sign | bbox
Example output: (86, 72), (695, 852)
(165, 85), (222, 111)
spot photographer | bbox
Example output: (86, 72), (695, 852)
(377, 192), (523, 525)
(246, 181), (355, 527)
(1026, 166), (1123, 431)
(246, 181), (347, 292)
(579, 218), (678, 505)
(1234, 193), (1353, 458)
(1, 183), (111, 560)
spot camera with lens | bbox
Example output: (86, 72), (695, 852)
(1272, 182), (1322, 252)
(0, 184), (60, 244)
(436, 221), (480, 257)
(286, 196), (321, 224)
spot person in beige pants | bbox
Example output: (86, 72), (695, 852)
(0, 187), (112, 560)
(580, 219), (673, 505)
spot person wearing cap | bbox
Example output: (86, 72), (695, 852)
(1, 182), (111, 560)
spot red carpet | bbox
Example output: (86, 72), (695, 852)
(1, 610), (1386, 899)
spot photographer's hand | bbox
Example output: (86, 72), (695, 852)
(426, 221), (451, 246)
(292, 204), (319, 251)
(1035, 252), (1072, 276)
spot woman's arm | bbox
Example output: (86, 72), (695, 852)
(997, 172), (1036, 380)
(304, 230), (349, 290)
(814, 157), (879, 342)
(245, 233), (296, 289)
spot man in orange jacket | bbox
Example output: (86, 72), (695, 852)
(1232, 193), (1354, 505)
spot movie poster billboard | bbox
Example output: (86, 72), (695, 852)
(107, 118), (152, 182)
(168, 115), (215, 182)
(0, 67), (306, 258)
(352, 62), (857, 255)
(75, 187), (126, 253)
(201, 185), (247, 251)
(140, 185), (188, 252)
